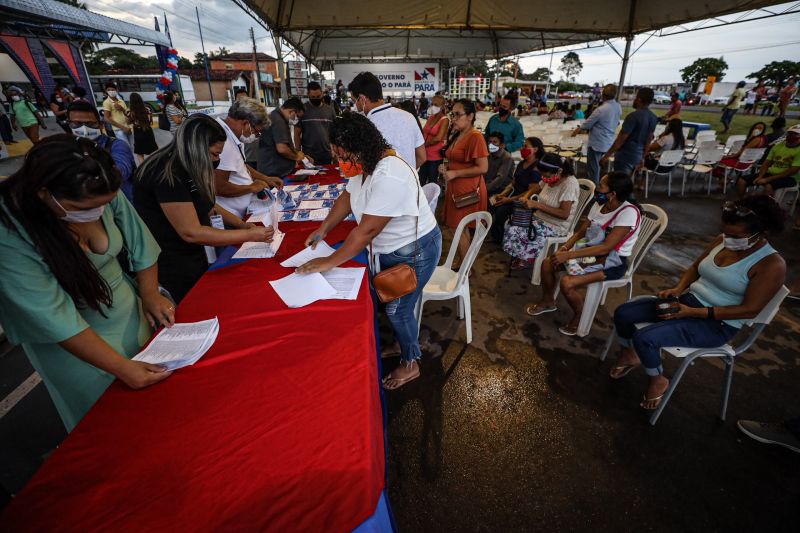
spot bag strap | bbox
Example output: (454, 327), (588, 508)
(368, 154), (421, 273)
(600, 204), (641, 251)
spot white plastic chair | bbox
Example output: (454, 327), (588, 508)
(416, 212), (492, 344)
(653, 124), (666, 138)
(542, 133), (561, 148)
(719, 147), (766, 195)
(599, 286), (789, 425)
(557, 136), (583, 159)
(555, 204), (668, 337)
(679, 147), (724, 195)
(422, 182), (440, 215)
(724, 135), (747, 155)
(643, 149), (685, 198)
(774, 184), (799, 213)
(531, 179), (595, 285)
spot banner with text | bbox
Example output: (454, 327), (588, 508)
(333, 63), (439, 96)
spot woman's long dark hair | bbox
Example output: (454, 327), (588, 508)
(606, 170), (640, 209)
(329, 113), (391, 176)
(128, 92), (151, 130)
(525, 136), (545, 160)
(662, 118), (685, 150)
(0, 135), (122, 311)
(745, 121), (767, 141)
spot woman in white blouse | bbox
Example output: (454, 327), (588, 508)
(298, 114), (442, 390)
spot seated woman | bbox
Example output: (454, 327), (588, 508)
(489, 136), (544, 242)
(644, 118), (685, 172)
(610, 196), (786, 410)
(503, 153), (580, 270)
(134, 114), (275, 304)
(0, 135), (174, 432)
(297, 113), (442, 390)
(527, 172), (642, 336)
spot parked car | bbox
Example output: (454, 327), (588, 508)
(558, 91), (578, 99)
(684, 93), (703, 106)
(653, 91), (672, 104)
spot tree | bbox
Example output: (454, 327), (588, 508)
(747, 60), (800, 85)
(193, 52), (207, 69)
(558, 52), (583, 82)
(178, 57), (193, 70)
(528, 67), (552, 81)
(208, 46), (230, 59)
(86, 47), (157, 73)
(680, 57), (728, 84)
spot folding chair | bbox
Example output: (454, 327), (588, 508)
(774, 184), (799, 213)
(599, 286), (790, 425)
(643, 149), (685, 198)
(557, 136), (584, 160)
(723, 135), (747, 155)
(554, 204), (668, 337)
(531, 179), (596, 285)
(718, 148), (766, 195)
(416, 212), (492, 344)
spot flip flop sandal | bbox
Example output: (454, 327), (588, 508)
(558, 325), (578, 336)
(609, 364), (638, 379)
(526, 304), (557, 316)
(382, 369), (421, 390)
(640, 393), (665, 410)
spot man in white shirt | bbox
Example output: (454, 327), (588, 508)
(215, 97), (283, 218)
(349, 72), (426, 169)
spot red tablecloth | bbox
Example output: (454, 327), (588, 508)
(2, 169), (385, 532)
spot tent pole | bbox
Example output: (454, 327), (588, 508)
(617, 0), (637, 100)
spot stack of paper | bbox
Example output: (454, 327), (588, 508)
(232, 232), (285, 259)
(293, 169), (319, 176)
(321, 268), (365, 300)
(133, 317), (220, 370)
(292, 208), (330, 222)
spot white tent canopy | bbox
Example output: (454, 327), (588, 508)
(241, 0), (789, 64)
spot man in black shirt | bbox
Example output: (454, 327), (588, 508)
(298, 82), (336, 165)
(257, 97), (307, 177)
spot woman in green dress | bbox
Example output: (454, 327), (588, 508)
(0, 135), (174, 432)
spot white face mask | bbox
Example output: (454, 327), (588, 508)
(723, 233), (759, 251)
(429, 105), (441, 115)
(71, 125), (102, 140)
(11, 95), (21, 102)
(289, 117), (299, 126)
(107, 90), (117, 98)
(355, 96), (367, 115)
(239, 123), (257, 144)
(52, 196), (105, 223)
(488, 143), (500, 153)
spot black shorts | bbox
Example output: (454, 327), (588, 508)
(603, 255), (629, 281)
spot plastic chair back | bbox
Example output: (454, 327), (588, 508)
(737, 148), (766, 164)
(572, 179), (596, 228)
(695, 148), (724, 165)
(422, 182), (440, 214)
(559, 136), (583, 151)
(627, 203), (668, 276)
(442, 211), (492, 288)
(746, 286), (790, 327)
(697, 140), (721, 151)
(724, 135), (747, 150)
(657, 149), (685, 168)
(696, 130), (717, 142)
(653, 124), (666, 137)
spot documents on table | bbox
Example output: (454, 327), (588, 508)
(133, 317), (219, 370)
(269, 272), (336, 308)
(293, 169), (319, 176)
(232, 231), (285, 259)
(280, 240), (336, 267)
(292, 208), (329, 221)
(321, 267), (365, 300)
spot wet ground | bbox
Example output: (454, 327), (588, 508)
(384, 188), (800, 532)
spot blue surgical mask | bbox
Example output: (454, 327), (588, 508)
(594, 191), (610, 205)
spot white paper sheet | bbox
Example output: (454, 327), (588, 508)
(293, 208), (329, 222)
(269, 272), (337, 308)
(321, 267), (365, 300)
(247, 211), (272, 225)
(232, 231), (285, 259)
(297, 200), (325, 210)
(294, 169), (319, 176)
(279, 240), (336, 268)
(133, 318), (219, 370)
(284, 184), (308, 193)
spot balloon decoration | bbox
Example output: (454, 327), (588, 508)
(156, 49), (180, 102)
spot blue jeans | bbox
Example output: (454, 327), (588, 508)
(721, 108), (738, 128)
(613, 294), (739, 376)
(378, 226), (442, 363)
(586, 146), (604, 185)
(613, 154), (639, 176)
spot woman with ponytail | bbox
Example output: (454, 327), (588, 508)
(0, 134), (173, 432)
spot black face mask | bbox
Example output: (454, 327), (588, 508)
(309, 98), (323, 106)
(498, 107), (509, 117)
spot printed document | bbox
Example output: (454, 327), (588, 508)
(133, 317), (219, 370)
(321, 267), (365, 300)
(280, 240), (336, 268)
(269, 272), (336, 308)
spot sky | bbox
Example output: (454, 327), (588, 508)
(87, 0), (800, 85)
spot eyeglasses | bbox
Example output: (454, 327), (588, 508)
(449, 111), (467, 119)
(248, 122), (263, 138)
(68, 121), (101, 129)
(722, 201), (754, 218)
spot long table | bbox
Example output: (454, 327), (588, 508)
(2, 168), (387, 531)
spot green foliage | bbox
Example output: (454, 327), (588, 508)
(558, 52), (583, 82)
(526, 67), (552, 82)
(208, 46), (231, 59)
(177, 57), (193, 70)
(85, 47), (158, 73)
(680, 57), (728, 84)
(193, 52), (207, 69)
(747, 60), (800, 85)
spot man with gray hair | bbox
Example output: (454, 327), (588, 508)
(215, 97), (283, 218)
(573, 84), (621, 184)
